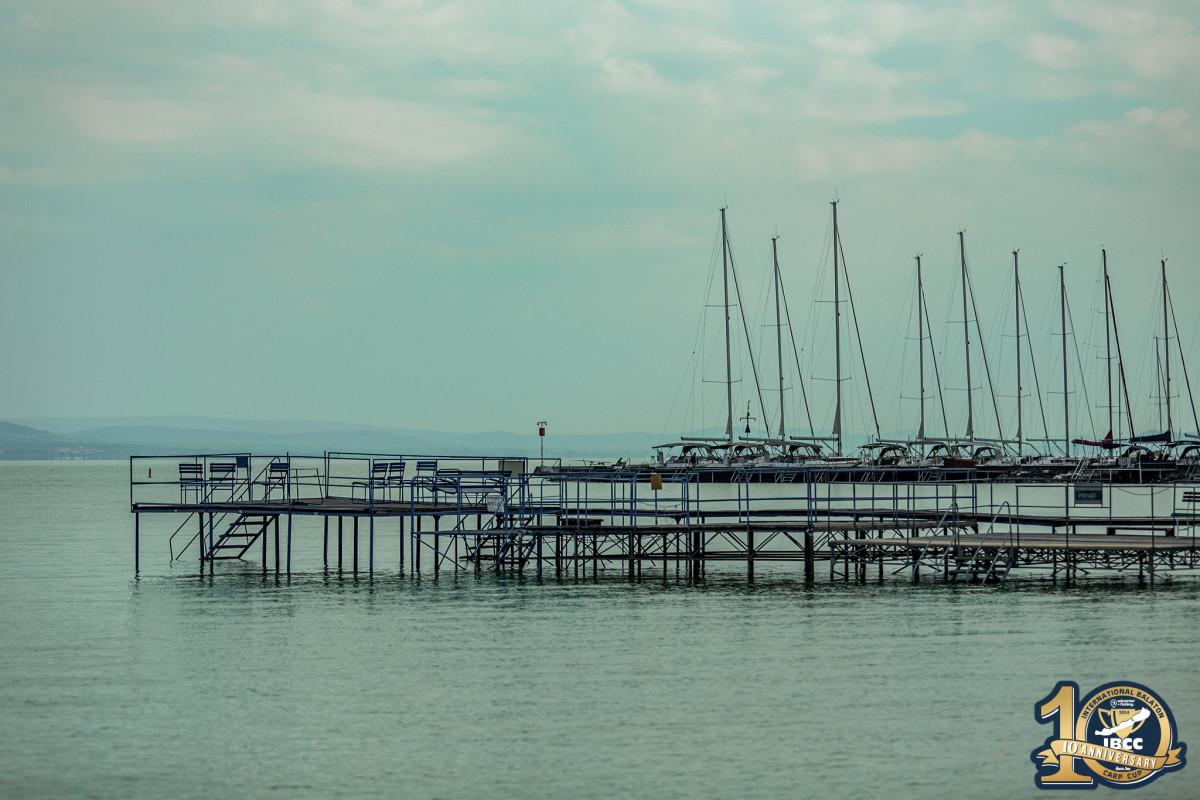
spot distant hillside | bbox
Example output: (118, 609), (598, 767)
(10, 415), (394, 436)
(0, 417), (662, 460)
(0, 421), (134, 460)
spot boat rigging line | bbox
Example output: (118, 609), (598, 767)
(962, 233), (1006, 443)
(776, 242), (820, 440)
(1165, 266), (1200, 436)
(836, 227), (882, 443)
(725, 220), (771, 439)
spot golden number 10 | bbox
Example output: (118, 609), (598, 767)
(1037, 683), (1091, 785)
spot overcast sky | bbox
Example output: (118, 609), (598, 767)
(2, 1), (1197, 440)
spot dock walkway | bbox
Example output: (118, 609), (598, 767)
(128, 453), (1200, 584)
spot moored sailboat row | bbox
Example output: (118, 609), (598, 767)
(544, 204), (1200, 482)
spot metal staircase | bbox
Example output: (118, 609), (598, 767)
(947, 502), (1017, 583)
(200, 513), (277, 561)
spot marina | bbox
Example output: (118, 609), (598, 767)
(646, 204), (1200, 484)
(130, 452), (1200, 585)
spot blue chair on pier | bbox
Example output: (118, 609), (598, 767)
(414, 460), (438, 505)
(382, 460), (405, 502)
(353, 461), (405, 503)
(353, 461), (386, 502)
(264, 459), (291, 501)
(209, 462), (238, 500)
(179, 463), (205, 503)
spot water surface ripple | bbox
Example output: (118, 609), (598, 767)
(1, 463), (1196, 798)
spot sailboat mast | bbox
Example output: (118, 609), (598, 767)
(1021, 279), (1052, 451)
(916, 255), (925, 441)
(924, 282), (951, 438)
(1103, 249), (1112, 440)
(1106, 269), (1136, 438)
(833, 201), (843, 456)
(1060, 264), (1069, 456)
(959, 231), (973, 442)
(1167, 281), (1200, 436)
(773, 235), (785, 439)
(1014, 250), (1022, 455)
(721, 207), (733, 445)
(1163, 258), (1172, 435)
(1156, 349), (1164, 429)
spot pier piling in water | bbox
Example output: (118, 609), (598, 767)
(132, 453), (1200, 585)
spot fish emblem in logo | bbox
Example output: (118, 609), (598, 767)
(1095, 706), (1148, 740)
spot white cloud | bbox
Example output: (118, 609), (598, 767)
(51, 59), (532, 172)
(952, 128), (1024, 162)
(1024, 1), (1200, 94)
(1065, 106), (1199, 163)
(11, 1), (1200, 190)
(602, 57), (666, 93)
(795, 135), (937, 180)
(58, 87), (214, 145)
(792, 127), (1037, 183)
(1025, 33), (1086, 70)
(260, 90), (526, 169)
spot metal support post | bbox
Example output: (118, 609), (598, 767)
(804, 529), (814, 581)
(747, 529), (755, 580)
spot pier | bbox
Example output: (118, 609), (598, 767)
(129, 453), (1200, 585)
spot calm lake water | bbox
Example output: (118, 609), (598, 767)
(1, 461), (1196, 798)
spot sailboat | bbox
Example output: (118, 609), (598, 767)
(893, 233), (1021, 480)
(737, 233), (832, 465)
(654, 201), (881, 481)
(1124, 258), (1200, 479)
(641, 212), (1199, 483)
(1073, 250), (1128, 453)
(651, 206), (774, 479)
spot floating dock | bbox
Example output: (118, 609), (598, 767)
(129, 453), (1200, 585)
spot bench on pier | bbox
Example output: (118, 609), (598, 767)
(352, 461), (405, 502)
(1171, 490), (1200, 522)
(178, 463), (204, 502)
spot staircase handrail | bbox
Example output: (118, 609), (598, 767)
(168, 512), (198, 561)
(169, 457), (274, 560)
(961, 501), (1015, 581)
(910, 504), (961, 571)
